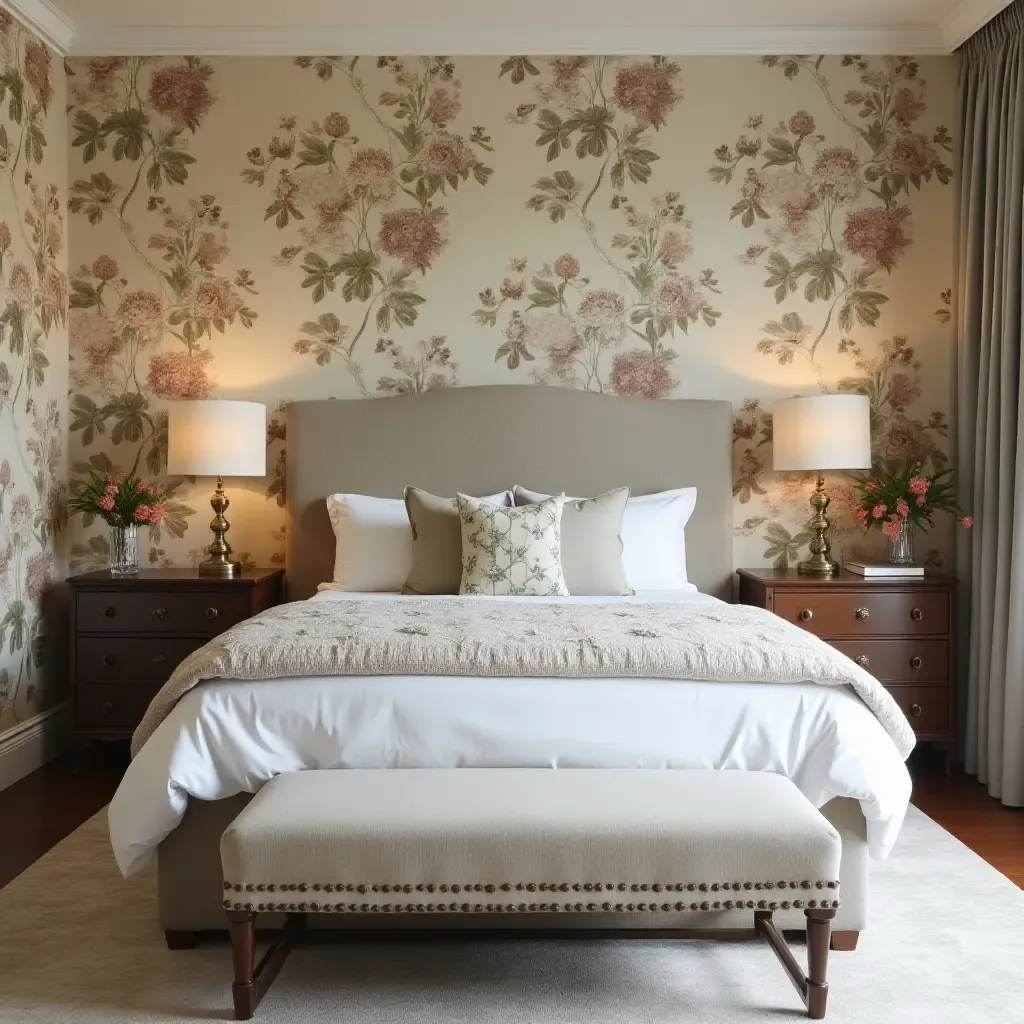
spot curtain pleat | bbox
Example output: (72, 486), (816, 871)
(954, 0), (1024, 804)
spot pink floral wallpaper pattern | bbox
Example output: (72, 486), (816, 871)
(0, 13), (69, 737)
(64, 54), (955, 575)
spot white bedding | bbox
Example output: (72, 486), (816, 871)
(108, 589), (912, 876)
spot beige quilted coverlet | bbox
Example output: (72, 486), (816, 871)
(131, 599), (915, 758)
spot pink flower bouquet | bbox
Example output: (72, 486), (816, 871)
(69, 471), (167, 528)
(854, 464), (971, 540)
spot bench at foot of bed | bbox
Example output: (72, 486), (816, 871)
(220, 768), (843, 1020)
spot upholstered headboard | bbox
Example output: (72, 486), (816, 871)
(286, 386), (732, 600)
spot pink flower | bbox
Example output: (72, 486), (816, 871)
(149, 501), (167, 523)
(135, 479), (144, 491)
(896, 498), (910, 517)
(916, 495), (926, 507)
(958, 516), (973, 529)
(881, 520), (899, 539)
(105, 483), (118, 496)
(863, 482), (876, 492)
(97, 495), (115, 511)
(855, 508), (869, 522)
(872, 504), (887, 519)
(909, 477), (930, 496)
(134, 505), (153, 521)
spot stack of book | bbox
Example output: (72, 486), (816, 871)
(844, 561), (924, 578)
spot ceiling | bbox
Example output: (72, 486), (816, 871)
(1, 0), (1012, 56)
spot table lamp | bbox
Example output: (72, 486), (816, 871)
(772, 394), (872, 576)
(167, 400), (266, 577)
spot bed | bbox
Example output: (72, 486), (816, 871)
(107, 386), (912, 944)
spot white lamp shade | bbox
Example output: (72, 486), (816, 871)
(772, 394), (872, 472)
(166, 400), (266, 478)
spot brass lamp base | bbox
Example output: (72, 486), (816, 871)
(198, 475), (242, 578)
(797, 471), (839, 577)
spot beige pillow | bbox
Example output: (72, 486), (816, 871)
(403, 488), (512, 595)
(512, 485), (632, 596)
(457, 493), (569, 596)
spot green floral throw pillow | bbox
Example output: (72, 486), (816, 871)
(457, 492), (569, 596)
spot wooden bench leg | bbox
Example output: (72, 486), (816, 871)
(805, 908), (836, 1019)
(830, 930), (859, 952)
(755, 908), (836, 1020)
(228, 910), (303, 1021)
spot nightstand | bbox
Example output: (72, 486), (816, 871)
(736, 568), (957, 768)
(67, 568), (284, 741)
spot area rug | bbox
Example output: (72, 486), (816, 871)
(0, 805), (1020, 1023)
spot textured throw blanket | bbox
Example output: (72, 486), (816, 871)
(131, 599), (915, 758)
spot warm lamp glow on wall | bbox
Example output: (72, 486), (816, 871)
(772, 394), (872, 577)
(167, 400), (266, 577)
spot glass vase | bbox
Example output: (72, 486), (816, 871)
(887, 518), (915, 565)
(109, 523), (139, 576)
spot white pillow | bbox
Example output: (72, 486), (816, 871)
(325, 491), (512, 592)
(514, 486), (697, 591)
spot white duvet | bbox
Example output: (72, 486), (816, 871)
(109, 589), (912, 876)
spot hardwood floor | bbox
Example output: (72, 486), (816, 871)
(0, 743), (1021, 892)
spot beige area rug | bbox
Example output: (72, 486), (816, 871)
(0, 805), (1021, 1023)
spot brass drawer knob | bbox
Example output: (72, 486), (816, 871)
(102, 606), (116, 619)
(798, 608), (813, 622)
(854, 607), (870, 621)
(152, 607), (167, 618)
(101, 654), (116, 668)
(910, 656), (923, 670)
(910, 703), (923, 718)
(854, 654), (870, 669)
(205, 606), (219, 619)
(101, 701), (113, 716)
(911, 608), (924, 621)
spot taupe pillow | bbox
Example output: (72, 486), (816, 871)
(403, 487), (512, 594)
(512, 485), (632, 596)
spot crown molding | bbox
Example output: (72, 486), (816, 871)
(0, 0), (74, 52)
(67, 22), (952, 57)
(941, 0), (1014, 48)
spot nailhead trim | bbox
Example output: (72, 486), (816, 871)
(224, 878), (839, 896)
(222, 892), (839, 917)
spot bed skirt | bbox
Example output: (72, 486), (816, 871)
(156, 794), (869, 934)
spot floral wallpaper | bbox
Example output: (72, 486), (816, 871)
(64, 54), (955, 575)
(0, 13), (68, 738)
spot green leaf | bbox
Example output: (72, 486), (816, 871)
(761, 135), (797, 168)
(106, 392), (149, 445)
(0, 301), (26, 355)
(295, 135), (333, 168)
(526, 277), (559, 310)
(336, 249), (380, 303)
(763, 252), (800, 303)
(72, 109), (107, 163)
(69, 173), (121, 225)
(499, 57), (540, 84)
(300, 252), (341, 303)
(534, 109), (573, 162)
(793, 249), (844, 302)
(69, 393), (107, 447)
(101, 107), (150, 163)
(570, 106), (614, 159)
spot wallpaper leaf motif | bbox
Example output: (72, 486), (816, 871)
(0, 13), (67, 731)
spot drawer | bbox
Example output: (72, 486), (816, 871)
(829, 639), (949, 683)
(885, 684), (950, 735)
(77, 590), (246, 635)
(76, 683), (161, 731)
(774, 590), (949, 637)
(76, 636), (208, 683)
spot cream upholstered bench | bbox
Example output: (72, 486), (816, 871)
(221, 769), (842, 1020)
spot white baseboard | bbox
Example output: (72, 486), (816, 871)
(0, 703), (72, 791)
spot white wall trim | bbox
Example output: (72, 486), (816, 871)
(0, 703), (72, 791)
(942, 0), (1015, 48)
(67, 23), (951, 57)
(0, 0), (74, 53)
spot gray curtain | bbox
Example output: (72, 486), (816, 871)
(954, 0), (1024, 804)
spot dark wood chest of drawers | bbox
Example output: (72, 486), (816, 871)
(68, 568), (284, 741)
(737, 568), (957, 765)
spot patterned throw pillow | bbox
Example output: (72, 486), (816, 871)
(457, 492), (569, 597)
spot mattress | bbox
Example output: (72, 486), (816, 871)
(108, 589), (912, 876)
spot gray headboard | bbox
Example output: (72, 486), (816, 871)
(286, 386), (732, 601)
